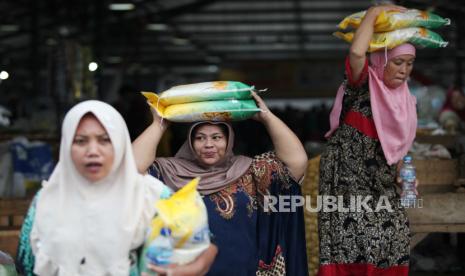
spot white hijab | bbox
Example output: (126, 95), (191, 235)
(31, 100), (166, 276)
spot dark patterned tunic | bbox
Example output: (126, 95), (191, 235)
(150, 152), (308, 276)
(318, 58), (410, 275)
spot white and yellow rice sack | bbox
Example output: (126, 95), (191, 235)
(142, 81), (261, 122)
(334, 27), (448, 52)
(151, 81), (254, 105)
(338, 9), (450, 32)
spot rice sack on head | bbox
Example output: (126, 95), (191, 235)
(338, 9), (450, 32)
(142, 80), (262, 122)
(139, 178), (211, 274)
(148, 81), (254, 106)
(144, 95), (260, 122)
(334, 27), (448, 52)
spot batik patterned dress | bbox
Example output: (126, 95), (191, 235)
(150, 151), (308, 276)
(318, 57), (410, 276)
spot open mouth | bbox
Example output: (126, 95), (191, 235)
(85, 162), (102, 172)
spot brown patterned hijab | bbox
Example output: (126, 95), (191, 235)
(155, 121), (252, 195)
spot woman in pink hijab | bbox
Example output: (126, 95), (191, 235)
(318, 4), (417, 276)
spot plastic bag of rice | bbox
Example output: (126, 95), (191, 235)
(142, 81), (262, 122)
(333, 27), (448, 52)
(147, 81), (255, 106)
(143, 92), (260, 122)
(338, 9), (450, 32)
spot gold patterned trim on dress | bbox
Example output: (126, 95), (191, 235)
(208, 151), (294, 220)
(208, 167), (257, 219)
(256, 188), (271, 213)
(210, 191), (236, 220)
(252, 152), (293, 192)
(239, 173), (258, 217)
(241, 173), (255, 196)
(246, 193), (258, 217)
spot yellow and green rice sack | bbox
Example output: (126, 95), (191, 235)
(334, 27), (448, 52)
(143, 92), (260, 122)
(147, 81), (254, 106)
(338, 9), (450, 32)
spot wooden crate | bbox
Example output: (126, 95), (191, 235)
(0, 230), (20, 258)
(407, 193), (465, 248)
(0, 198), (31, 259)
(414, 159), (458, 187)
(408, 193), (465, 225)
(0, 199), (31, 230)
(415, 134), (457, 149)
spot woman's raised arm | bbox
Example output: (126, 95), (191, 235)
(132, 106), (169, 173)
(252, 92), (308, 181)
(349, 5), (406, 81)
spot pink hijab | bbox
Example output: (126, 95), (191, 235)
(326, 44), (417, 165)
(155, 121), (252, 195)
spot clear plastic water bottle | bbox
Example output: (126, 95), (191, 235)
(400, 155), (417, 208)
(146, 227), (173, 266)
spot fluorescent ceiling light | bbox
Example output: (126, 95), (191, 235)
(207, 65), (219, 73)
(206, 56), (221, 63)
(46, 38), (57, 46)
(107, 56), (123, 63)
(172, 37), (190, 45)
(172, 66), (218, 74)
(0, 25), (19, 32)
(146, 23), (168, 31)
(109, 3), (135, 11)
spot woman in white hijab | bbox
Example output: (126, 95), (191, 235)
(15, 100), (172, 275)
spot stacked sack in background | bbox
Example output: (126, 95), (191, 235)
(142, 81), (261, 122)
(302, 156), (321, 276)
(334, 8), (450, 52)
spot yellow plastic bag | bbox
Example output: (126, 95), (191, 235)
(334, 27), (448, 52)
(140, 178), (210, 273)
(338, 9), (450, 32)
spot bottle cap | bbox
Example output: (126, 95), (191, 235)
(160, 227), (171, 236)
(403, 155), (412, 163)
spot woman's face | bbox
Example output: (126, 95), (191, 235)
(451, 90), (465, 111)
(71, 114), (115, 182)
(383, 54), (415, 88)
(192, 124), (227, 166)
